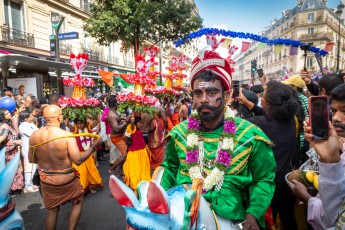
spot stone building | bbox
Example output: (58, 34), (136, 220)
(232, 0), (345, 82)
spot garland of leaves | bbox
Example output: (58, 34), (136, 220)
(117, 101), (157, 114)
(62, 107), (103, 122)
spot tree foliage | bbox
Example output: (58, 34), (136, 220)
(84, 0), (203, 54)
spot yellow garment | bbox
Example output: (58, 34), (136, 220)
(123, 146), (151, 189)
(73, 154), (102, 190)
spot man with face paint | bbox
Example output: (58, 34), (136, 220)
(160, 50), (276, 229)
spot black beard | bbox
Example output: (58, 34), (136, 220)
(197, 98), (224, 122)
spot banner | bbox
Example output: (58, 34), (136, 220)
(220, 38), (233, 49)
(289, 46), (299, 56)
(257, 43), (267, 50)
(274, 44), (283, 54)
(324, 42), (334, 52)
(315, 53), (323, 73)
(241, 41), (251, 52)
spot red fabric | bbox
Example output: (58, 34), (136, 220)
(265, 206), (275, 229)
(190, 51), (232, 90)
(171, 113), (179, 126)
(128, 129), (146, 151)
(101, 107), (112, 134)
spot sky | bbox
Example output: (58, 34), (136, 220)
(193, 0), (341, 54)
(194, 0), (341, 34)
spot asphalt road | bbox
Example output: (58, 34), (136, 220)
(12, 160), (127, 230)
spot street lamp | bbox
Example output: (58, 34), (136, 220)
(335, 1), (344, 72)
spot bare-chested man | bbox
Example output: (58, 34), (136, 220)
(29, 105), (100, 230)
(106, 95), (127, 176)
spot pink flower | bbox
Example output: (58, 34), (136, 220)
(186, 150), (199, 164)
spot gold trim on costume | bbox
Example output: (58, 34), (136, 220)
(175, 139), (187, 153)
(235, 119), (246, 131)
(229, 154), (250, 175)
(175, 125), (186, 137)
(254, 136), (273, 146)
(230, 147), (252, 165)
(234, 124), (255, 146)
(180, 170), (190, 176)
(201, 137), (220, 143)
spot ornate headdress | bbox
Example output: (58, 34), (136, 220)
(190, 50), (232, 91)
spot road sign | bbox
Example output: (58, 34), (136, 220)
(49, 32), (79, 41)
(50, 39), (56, 57)
(51, 12), (62, 30)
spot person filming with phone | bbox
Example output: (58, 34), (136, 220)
(289, 83), (345, 229)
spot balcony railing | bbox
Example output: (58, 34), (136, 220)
(107, 56), (119, 65)
(0, 26), (35, 48)
(84, 49), (100, 61)
(299, 32), (333, 42)
(59, 43), (72, 55)
(124, 60), (134, 68)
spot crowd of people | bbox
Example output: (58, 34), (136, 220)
(2, 54), (345, 229)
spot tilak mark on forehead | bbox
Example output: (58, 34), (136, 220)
(198, 81), (211, 88)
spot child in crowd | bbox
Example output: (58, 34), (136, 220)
(122, 113), (151, 195)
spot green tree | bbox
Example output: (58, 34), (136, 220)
(84, 0), (203, 55)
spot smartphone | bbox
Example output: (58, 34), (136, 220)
(308, 96), (329, 141)
(232, 80), (240, 99)
(257, 69), (264, 78)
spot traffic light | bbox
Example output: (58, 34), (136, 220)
(251, 59), (257, 78)
(251, 59), (257, 72)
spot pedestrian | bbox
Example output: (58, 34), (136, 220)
(28, 105), (100, 230)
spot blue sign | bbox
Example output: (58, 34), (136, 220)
(55, 32), (79, 41)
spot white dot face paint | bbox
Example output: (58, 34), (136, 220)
(198, 81), (211, 89)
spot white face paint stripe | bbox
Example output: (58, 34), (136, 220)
(198, 82), (211, 88)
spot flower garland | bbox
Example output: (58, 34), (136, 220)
(78, 127), (91, 150)
(186, 106), (236, 192)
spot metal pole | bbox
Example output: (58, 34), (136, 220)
(159, 40), (163, 86)
(337, 16), (341, 72)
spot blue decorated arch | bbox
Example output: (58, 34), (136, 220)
(174, 28), (329, 56)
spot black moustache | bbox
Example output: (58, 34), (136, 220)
(333, 122), (345, 129)
(197, 105), (216, 111)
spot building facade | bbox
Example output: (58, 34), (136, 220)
(232, 0), (345, 82)
(0, 0), (199, 98)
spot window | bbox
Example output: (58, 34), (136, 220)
(3, 0), (25, 31)
(308, 13), (315, 23)
(307, 58), (313, 68)
(308, 27), (314, 34)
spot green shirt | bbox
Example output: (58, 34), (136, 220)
(160, 117), (276, 227)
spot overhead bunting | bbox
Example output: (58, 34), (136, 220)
(274, 44), (283, 54)
(324, 42), (334, 52)
(220, 38), (233, 49)
(241, 41), (251, 52)
(289, 46), (299, 56)
(257, 43), (267, 50)
(173, 27), (329, 56)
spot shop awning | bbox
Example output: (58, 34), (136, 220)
(0, 54), (72, 72)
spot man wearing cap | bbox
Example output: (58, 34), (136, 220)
(282, 75), (308, 118)
(160, 50), (276, 229)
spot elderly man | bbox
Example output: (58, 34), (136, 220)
(160, 50), (276, 229)
(29, 105), (100, 230)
